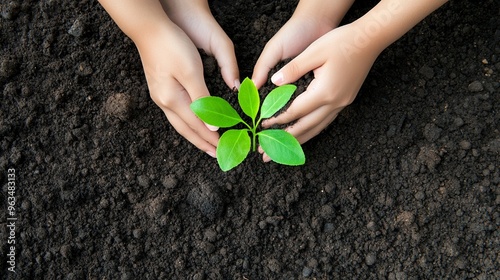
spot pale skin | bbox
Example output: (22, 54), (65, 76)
(253, 0), (449, 162)
(98, 0), (448, 163)
(98, 0), (239, 158)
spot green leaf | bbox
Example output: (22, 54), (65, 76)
(191, 96), (243, 127)
(258, 129), (305, 166)
(238, 77), (260, 120)
(260, 84), (296, 119)
(217, 129), (251, 171)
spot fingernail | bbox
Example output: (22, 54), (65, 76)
(205, 123), (219, 131)
(258, 146), (264, 154)
(234, 79), (241, 90)
(206, 151), (216, 158)
(271, 71), (283, 85)
(263, 154), (271, 163)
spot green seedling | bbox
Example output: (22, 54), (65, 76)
(190, 77), (305, 171)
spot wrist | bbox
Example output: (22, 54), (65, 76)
(351, 0), (449, 53)
(131, 18), (180, 50)
(294, 0), (355, 29)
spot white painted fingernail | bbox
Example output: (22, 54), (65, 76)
(205, 123), (219, 131)
(271, 72), (283, 85)
(206, 151), (216, 158)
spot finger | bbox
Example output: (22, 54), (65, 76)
(258, 145), (264, 154)
(262, 152), (271, 163)
(285, 106), (342, 144)
(169, 90), (220, 148)
(270, 42), (324, 86)
(175, 54), (211, 101)
(173, 55), (222, 131)
(152, 77), (220, 147)
(164, 109), (218, 157)
(262, 108), (339, 163)
(252, 40), (284, 89)
(211, 34), (240, 90)
(262, 78), (327, 127)
(152, 75), (218, 132)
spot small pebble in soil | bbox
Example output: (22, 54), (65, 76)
(419, 65), (435, 80)
(137, 175), (150, 188)
(323, 223), (335, 232)
(162, 175), (178, 189)
(365, 253), (377, 266)
(453, 117), (464, 128)
(204, 228), (217, 242)
(192, 272), (205, 280)
(60, 244), (73, 259)
(302, 267), (313, 277)
(68, 18), (85, 37)
(1, 1), (20, 20)
(366, 221), (377, 231)
(417, 146), (441, 171)
(320, 204), (334, 219)
(485, 138), (500, 154)
(267, 258), (281, 273)
(414, 191), (425, 200)
(468, 81), (483, 92)
(104, 93), (135, 121)
(187, 183), (224, 221)
(145, 197), (166, 218)
(132, 229), (142, 239)
(423, 123), (442, 143)
(459, 140), (472, 150)
(0, 56), (19, 78)
(396, 211), (415, 226)
(76, 62), (93, 76)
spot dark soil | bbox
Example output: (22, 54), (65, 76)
(1, 0), (499, 279)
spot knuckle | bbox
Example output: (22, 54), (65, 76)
(323, 92), (354, 108)
(150, 92), (175, 108)
(286, 61), (301, 78)
(180, 62), (200, 78)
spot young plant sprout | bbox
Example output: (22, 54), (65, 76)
(190, 77), (305, 171)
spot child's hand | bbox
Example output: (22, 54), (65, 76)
(162, 0), (239, 90)
(252, 0), (354, 89)
(137, 22), (221, 157)
(99, 0), (239, 157)
(255, 0), (449, 162)
(260, 24), (381, 145)
(251, 15), (333, 89)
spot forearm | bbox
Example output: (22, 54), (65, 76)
(352, 0), (449, 53)
(294, 0), (356, 28)
(98, 0), (174, 45)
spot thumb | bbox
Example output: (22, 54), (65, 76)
(210, 35), (240, 90)
(177, 61), (220, 132)
(270, 43), (323, 86)
(252, 40), (284, 89)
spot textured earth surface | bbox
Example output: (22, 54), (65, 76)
(1, 0), (499, 279)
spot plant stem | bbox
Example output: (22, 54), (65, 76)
(252, 117), (264, 152)
(251, 117), (257, 152)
